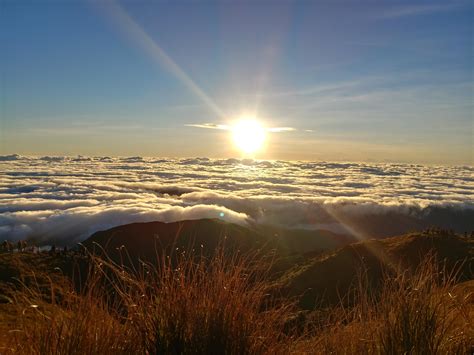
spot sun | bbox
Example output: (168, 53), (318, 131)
(232, 119), (266, 154)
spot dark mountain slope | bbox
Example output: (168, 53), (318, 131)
(278, 231), (474, 309)
(82, 219), (353, 264)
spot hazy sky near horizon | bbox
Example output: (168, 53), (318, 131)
(1, 0), (473, 164)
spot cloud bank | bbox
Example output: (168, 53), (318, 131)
(1, 155), (473, 244)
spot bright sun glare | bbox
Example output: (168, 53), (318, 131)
(232, 119), (266, 154)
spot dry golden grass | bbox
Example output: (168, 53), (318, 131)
(4, 247), (296, 354)
(3, 258), (139, 354)
(1, 247), (472, 354)
(101, 247), (297, 354)
(293, 255), (474, 354)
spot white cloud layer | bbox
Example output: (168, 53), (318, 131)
(1, 155), (473, 244)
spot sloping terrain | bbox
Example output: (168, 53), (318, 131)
(83, 219), (270, 258)
(0, 252), (89, 347)
(278, 231), (474, 309)
(2, 224), (472, 318)
(82, 218), (353, 264)
(1, 224), (473, 353)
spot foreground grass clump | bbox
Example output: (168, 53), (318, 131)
(296, 256), (473, 354)
(111, 248), (295, 354)
(12, 294), (138, 354)
(5, 260), (141, 354)
(5, 248), (295, 354)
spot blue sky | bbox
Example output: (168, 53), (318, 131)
(0, 0), (472, 164)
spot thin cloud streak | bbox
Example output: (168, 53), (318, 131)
(186, 123), (297, 133)
(267, 127), (296, 133)
(378, 3), (461, 19)
(185, 123), (230, 130)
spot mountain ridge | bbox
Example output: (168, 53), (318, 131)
(82, 218), (354, 260)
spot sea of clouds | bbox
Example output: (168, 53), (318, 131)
(1, 154), (473, 244)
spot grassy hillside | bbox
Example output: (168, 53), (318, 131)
(0, 225), (472, 353)
(278, 231), (473, 309)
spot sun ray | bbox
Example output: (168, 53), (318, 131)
(99, 0), (226, 119)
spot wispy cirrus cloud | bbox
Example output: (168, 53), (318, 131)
(378, 3), (462, 19)
(267, 127), (296, 133)
(186, 123), (297, 133)
(185, 123), (230, 130)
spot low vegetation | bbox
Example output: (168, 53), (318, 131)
(0, 232), (472, 354)
(295, 256), (473, 354)
(2, 247), (295, 354)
